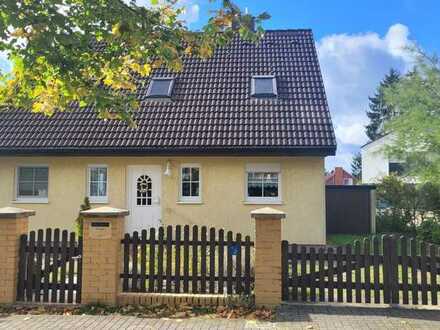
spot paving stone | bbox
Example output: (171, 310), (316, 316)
(1, 304), (440, 329)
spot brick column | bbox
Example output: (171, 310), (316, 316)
(251, 207), (286, 307)
(81, 206), (129, 305)
(0, 207), (34, 304)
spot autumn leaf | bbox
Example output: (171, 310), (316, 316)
(0, 0), (269, 123)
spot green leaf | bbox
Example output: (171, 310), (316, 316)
(0, 0), (268, 123)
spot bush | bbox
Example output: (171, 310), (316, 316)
(376, 213), (414, 234)
(376, 175), (440, 243)
(417, 219), (440, 245)
(75, 197), (91, 237)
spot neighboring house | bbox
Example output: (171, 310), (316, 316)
(325, 167), (354, 185)
(361, 133), (405, 183)
(0, 30), (336, 244)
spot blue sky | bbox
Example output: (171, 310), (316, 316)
(1, 1), (438, 171)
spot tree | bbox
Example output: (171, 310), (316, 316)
(0, 0), (269, 125)
(384, 50), (440, 184)
(351, 152), (362, 182)
(365, 68), (400, 141)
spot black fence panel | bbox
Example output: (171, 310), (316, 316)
(17, 229), (82, 304)
(121, 225), (254, 295)
(282, 235), (440, 306)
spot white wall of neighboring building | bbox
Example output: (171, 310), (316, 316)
(361, 134), (395, 183)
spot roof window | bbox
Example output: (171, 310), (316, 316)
(251, 75), (277, 98)
(147, 77), (174, 98)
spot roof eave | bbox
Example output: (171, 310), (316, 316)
(0, 146), (336, 157)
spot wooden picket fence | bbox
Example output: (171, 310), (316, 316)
(121, 225), (254, 295)
(16, 229), (82, 304)
(282, 235), (440, 305)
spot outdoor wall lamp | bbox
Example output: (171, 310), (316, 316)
(164, 160), (172, 176)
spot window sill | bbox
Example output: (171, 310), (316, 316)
(13, 199), (49, 204)
(177, 200), (203, 205)
(243, 200), (283, 205)
(89, 198), (109, 204)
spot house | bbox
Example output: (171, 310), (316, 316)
(0, 29), (336, 244)
(325, 167), (354, 185)
(361, 134), (405, 183)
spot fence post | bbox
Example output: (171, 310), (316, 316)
(251, 207), (286, 307)
(0, 207), (34, 304)
(80, 206), (129, 305)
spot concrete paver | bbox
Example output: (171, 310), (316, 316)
(1, 304), (440, 329)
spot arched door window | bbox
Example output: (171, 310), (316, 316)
(136, 175), (152, 206)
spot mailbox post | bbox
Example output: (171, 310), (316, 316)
(80, 206), (128, 305)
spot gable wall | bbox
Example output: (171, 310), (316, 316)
(361, 134), (396, 183)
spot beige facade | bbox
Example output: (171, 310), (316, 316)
(0, 156), (326, 244)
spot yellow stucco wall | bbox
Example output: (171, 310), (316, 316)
(0, 156), (326, 244)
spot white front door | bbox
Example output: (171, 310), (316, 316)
(126, 165), (162, 234)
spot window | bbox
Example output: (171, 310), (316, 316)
(88, 166), (108, 203)
(16, 166), (49, 201)
(389, 162), (405, 176)
(146, 77), (174, 98)
(343, 178), (353, 185)
(246, 164), (281, 203)
(136, 174), (152, 206)
(251, 75), (277, 97)
(180, 165), (201, 203)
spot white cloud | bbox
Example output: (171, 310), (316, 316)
(179, 1), (200, 25)
(316, 23), (415, 171)
(335, 120), (367, 145)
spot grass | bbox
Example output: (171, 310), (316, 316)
(327, 234), (372, 246)
(316, 233), (440, 285)
(326, 233), (426, 256)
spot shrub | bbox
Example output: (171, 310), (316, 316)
(417, 219), (440, 245)
(376, 175), (440, 243)
(376, 212), (414, 234)
(75, 197), (91, 237)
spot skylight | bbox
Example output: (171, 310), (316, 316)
(147, 77), (174, 98)
(251, 75), (277, 98)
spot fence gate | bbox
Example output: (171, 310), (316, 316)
(281, 235), (440, 306)
(16, 229), (82, 304)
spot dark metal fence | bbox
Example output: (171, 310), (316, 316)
(282, 235), (440, 305)
(121, 225), (254, 295)
(17, 229), (82, 304)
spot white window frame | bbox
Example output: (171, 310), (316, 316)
(179, 163), (202, 204)
(245, 163), (282, 204)
(15, 165), (49, 203)
(343, 178), (353, 185)
(87, 165), (108, 203)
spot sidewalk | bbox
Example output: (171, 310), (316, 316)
(1, 304), (440, 329)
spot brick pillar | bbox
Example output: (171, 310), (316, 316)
(81, 206), (129, 305)
(251, 207), (286, 307)
(0, 207), (34, 304)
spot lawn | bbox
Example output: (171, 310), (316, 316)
(327, 234), (373, 246)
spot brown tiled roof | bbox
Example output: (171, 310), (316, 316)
(0, 29), (336, 156)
